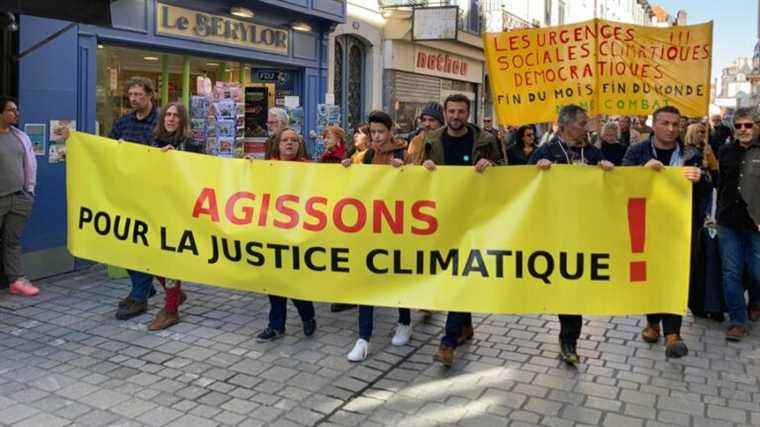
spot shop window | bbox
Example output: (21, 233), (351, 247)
(334, 35), (366, 131)
(96, 45), (249, 136)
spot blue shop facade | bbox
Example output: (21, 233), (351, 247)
(17, 0), (344, 279)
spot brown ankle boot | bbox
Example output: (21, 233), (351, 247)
(641, 323), (661, 343)
(665, 334), (688, 358)
(148, 309), (179, 331)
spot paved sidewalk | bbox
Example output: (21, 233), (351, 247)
(0, 266), (758, 427)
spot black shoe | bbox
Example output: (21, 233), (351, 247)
(706, 312), (726, 322)
(330, 303), (356, 313)
(559, 340), (580, 365)
(256, 327), (284, 342)
(303, 319), (316, 337)
(119, 286), (157, 308)
(115, 298), (148, 320)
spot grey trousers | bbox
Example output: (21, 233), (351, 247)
(0, 191), (33, 282)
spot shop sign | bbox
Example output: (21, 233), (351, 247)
(156, 3), (289, 55)
(415, 50), (469, 78)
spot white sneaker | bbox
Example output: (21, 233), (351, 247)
(391, 323), (412, 346)
(347, 338), (370, 362)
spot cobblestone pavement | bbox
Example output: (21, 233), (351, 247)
(0, 266), (758, 427)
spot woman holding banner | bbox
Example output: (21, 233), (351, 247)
(147, 102), (203, 331)
(341, 110), (412, 362)
(251, 128), (317, 342)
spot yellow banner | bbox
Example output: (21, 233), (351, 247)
(484, 19), (713, 125)
(67, 132), (693, 315)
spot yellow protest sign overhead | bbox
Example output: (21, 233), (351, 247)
(67, 132), (693, 315)
(484, 19), (713, 125)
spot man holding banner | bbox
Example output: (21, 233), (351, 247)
(529, 104), (614, 365)
(107, 77), (160, 320)
(420, 93), (502, 367)
(623, 106), (703, 359)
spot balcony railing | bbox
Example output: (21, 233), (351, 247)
(379, 0), (483, 35)
(502, 9), (537, 30)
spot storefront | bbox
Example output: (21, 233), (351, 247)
(16, 0), (344, 278)
(383, 40), (484, 133)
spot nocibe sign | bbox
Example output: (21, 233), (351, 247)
(157, 3), (290, 55)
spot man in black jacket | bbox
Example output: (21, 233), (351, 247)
(529, 104), (614, 365)
(716, 108), (760, 341)
(622, 105), (702, 359)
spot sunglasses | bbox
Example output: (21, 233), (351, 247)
(736, 123), (755, 130)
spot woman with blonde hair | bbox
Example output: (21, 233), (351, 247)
(685, 122), (718, 174)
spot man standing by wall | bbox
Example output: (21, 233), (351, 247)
(0, 96), (39, 297)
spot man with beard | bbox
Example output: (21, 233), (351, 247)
(108, 77), (160, 320)
(420, 93), (502, 367)
(405, 102), (444, 165)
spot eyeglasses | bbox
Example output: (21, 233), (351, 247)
(735, 122), (755, 130)
(3, 108), (19, 113)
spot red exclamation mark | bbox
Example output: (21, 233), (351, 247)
(628, 198), (647, 282)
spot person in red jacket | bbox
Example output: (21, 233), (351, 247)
(319, 125), (346, 163)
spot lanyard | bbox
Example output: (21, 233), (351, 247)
(557, 138), (585, 165)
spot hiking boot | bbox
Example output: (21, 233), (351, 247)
(330, 303), (356, 313)
(457, 324), (474, 345)
(559, 340), (580, 365)
(303, 319), (317, 337)
(256, 327), (284, 342)
(726, 324), (750, 341)
(433, 344), (455, 367)
(641, 323), (661, 343)
(748, 305), (760, 322)
(665, 334), (688, 358)
(8, 278), (39, 296)
(148, 309), (179, 331)
(115, 298), (148, 320)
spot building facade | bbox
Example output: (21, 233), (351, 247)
(566, 0), (653, 25)
(17, 0), (344, 278)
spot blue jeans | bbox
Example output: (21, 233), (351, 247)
(127, 270), (155, 303)
(718, 226), (760, 326)
(441, 312), (472, 348)
(358, 306), (411, 341)
(268, 295), (315, 332)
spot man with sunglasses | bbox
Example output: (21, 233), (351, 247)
(622, 105), (703, 358)
(716, 108), (760, 341)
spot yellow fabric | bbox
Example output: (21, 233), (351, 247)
(484, 19), (713, 125)
(67, 132), (693, 315)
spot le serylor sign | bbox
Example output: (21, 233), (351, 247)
(156, 3), (289, 55)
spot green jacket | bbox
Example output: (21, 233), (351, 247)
(422, 124), (503, 165)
